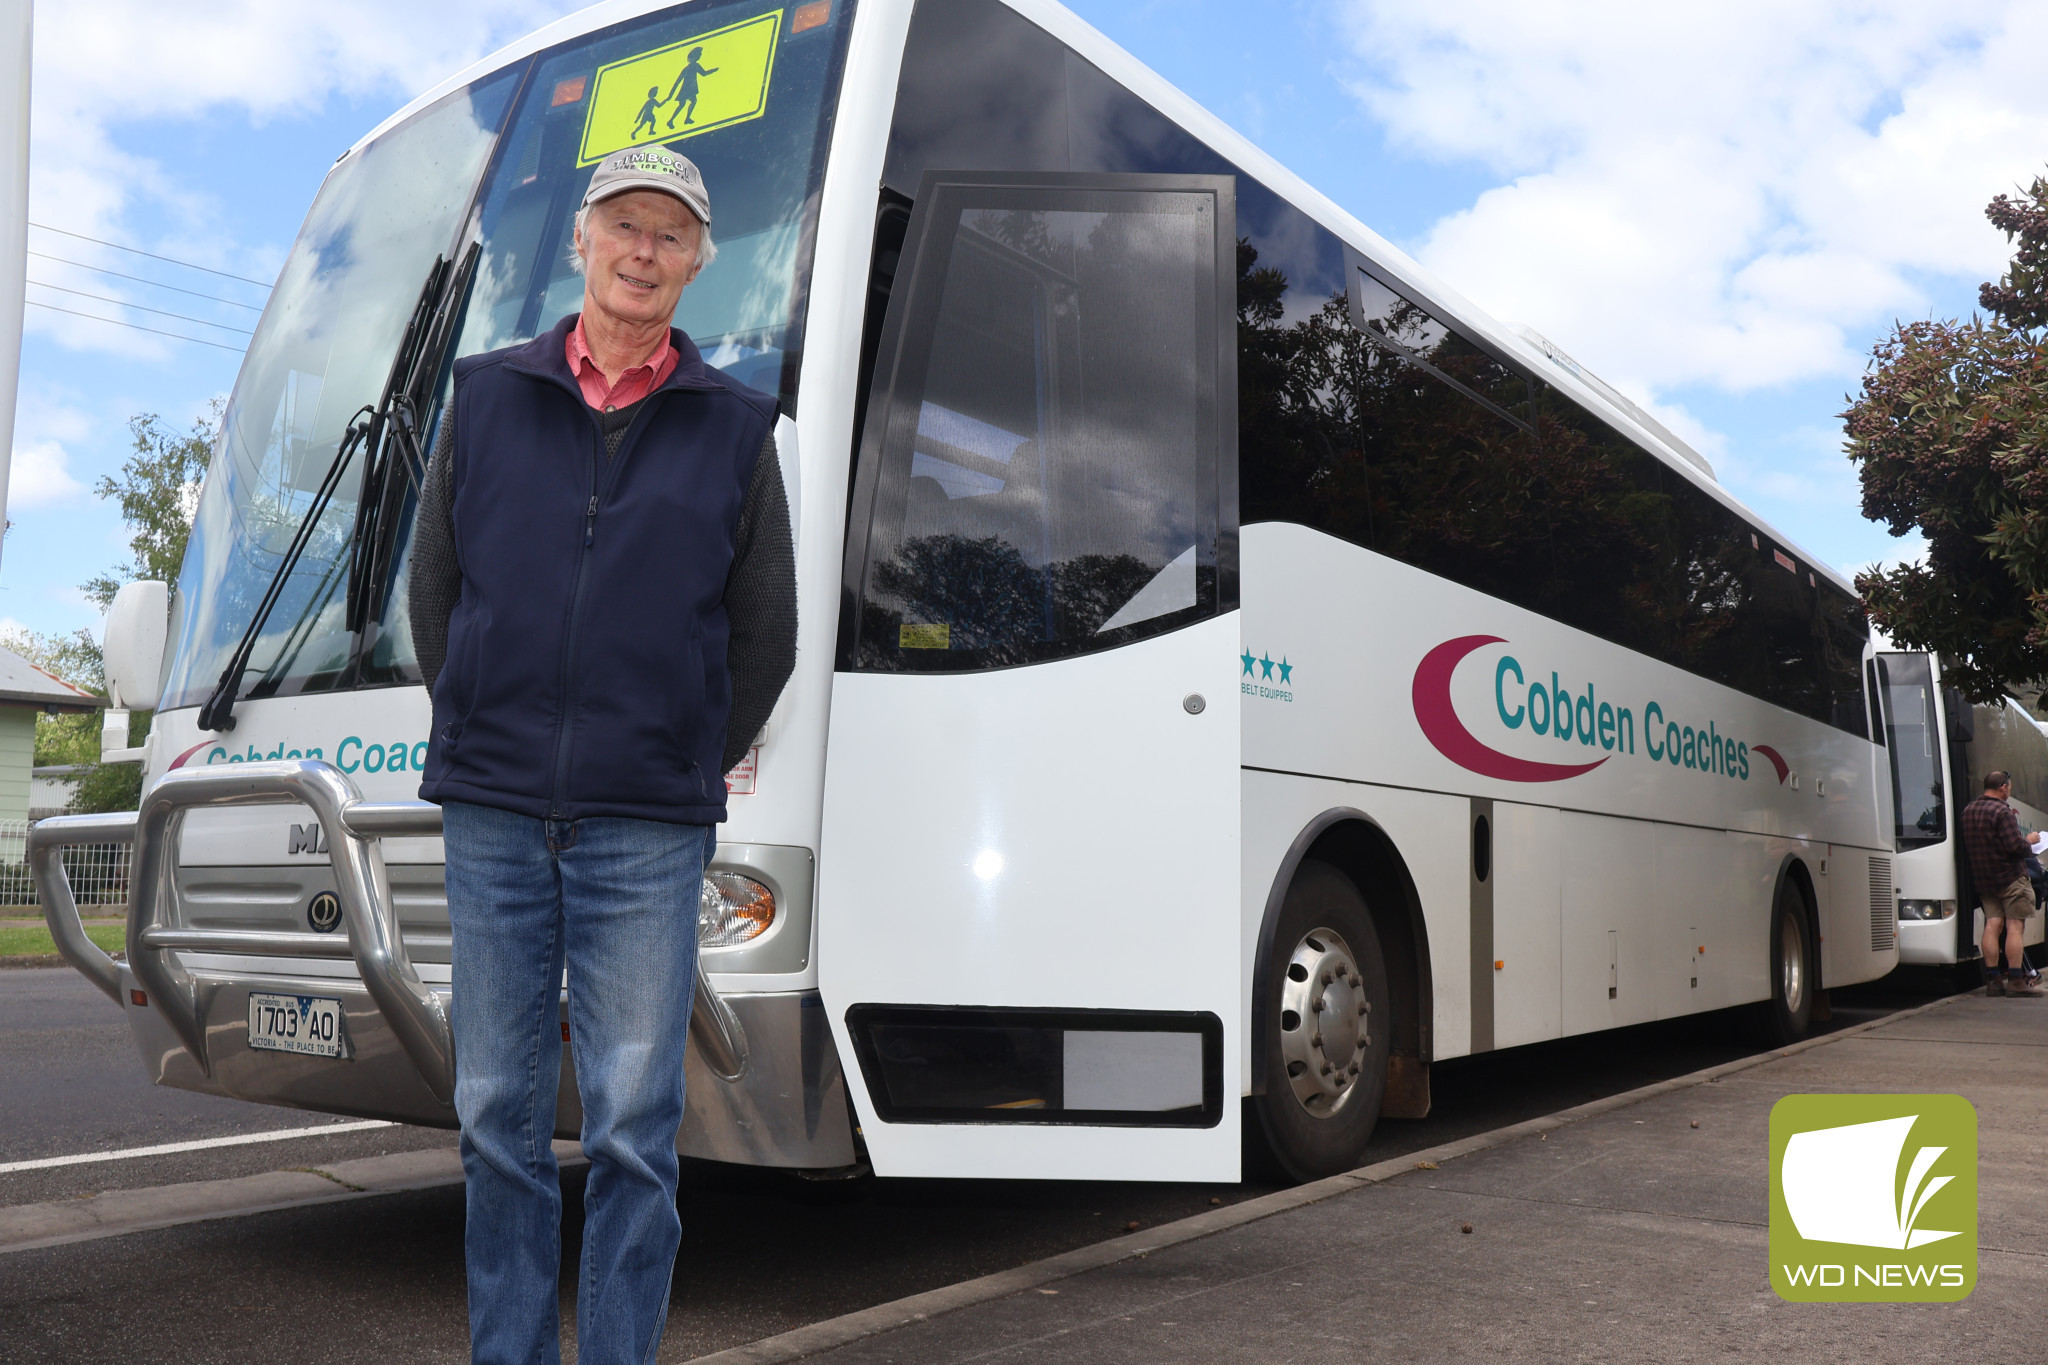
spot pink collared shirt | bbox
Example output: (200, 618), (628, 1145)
(565, 315), (679, 411)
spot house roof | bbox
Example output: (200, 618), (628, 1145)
(0, 646), (106, 713)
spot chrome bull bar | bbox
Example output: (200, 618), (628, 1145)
(32, 759), (749, 1107)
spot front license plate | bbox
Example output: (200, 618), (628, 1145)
(247, 993), (347, 1058)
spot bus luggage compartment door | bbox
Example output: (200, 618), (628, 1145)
(822, 171), (1242, 1180)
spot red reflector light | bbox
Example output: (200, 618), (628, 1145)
(1773, 549), (1796, 573)
(552, 76), (588, 107)
(130, 989), (148, 1007)
(561, 1022), (571, 1042)
(792, 1), (830, 33)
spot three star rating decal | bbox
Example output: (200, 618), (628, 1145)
(1241, 649), (1295, 689)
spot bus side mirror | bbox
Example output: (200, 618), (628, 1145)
(103, 580), (169, 712)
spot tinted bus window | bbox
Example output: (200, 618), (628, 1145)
(1878, 653), (1947, 847)
(846, 176), (1232, 671)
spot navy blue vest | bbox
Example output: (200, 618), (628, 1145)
(418, 315), (777, 824)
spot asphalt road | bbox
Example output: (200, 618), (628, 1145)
(0, 964), (1960, 1363)
(0, 966), (455, 1207)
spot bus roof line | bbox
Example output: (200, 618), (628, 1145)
(1510, 324), (1718, 482)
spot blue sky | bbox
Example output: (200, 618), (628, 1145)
(6, 0), (2047, 645)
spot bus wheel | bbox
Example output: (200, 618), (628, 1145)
(1252, 860), (1392, 1182)
(1761, 880), (1816, 1045)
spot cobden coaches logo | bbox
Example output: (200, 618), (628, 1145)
(1411, 635), (1790, 786)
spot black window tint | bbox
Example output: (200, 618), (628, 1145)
(881, 0), (1071, 195)
(1242, 213), (1869, 734)
(1530, 381), (1867, 732)
(1820, 592), (1871, 738)
(1349, 264), (1452, 359)
(1878, 653), (1947, 847)
(845, 175), (1233, 671)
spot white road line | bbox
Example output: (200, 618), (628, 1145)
(0, 1121), (397, 1175)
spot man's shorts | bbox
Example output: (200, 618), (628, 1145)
(1983, 876), (2038, 923)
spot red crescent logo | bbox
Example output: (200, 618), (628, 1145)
(1750, 744), (1790, 784)
(1412, 635), (1609, 783)
(168, 740), (215, 771)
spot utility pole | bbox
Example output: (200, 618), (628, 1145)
(0, 0), (29, 574)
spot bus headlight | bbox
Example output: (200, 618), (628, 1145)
(1897, 898), (1956, 921)
(700, 872), (776, 947)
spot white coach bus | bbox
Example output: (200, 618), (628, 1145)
(1875, 651), (2048, 972)
(37, 0), (1900, 1185)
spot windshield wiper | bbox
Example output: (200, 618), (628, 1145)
(197, 245), (477, 733)
(346, 240), (481, 632)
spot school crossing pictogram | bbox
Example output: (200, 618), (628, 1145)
(578, 11), (784, 166)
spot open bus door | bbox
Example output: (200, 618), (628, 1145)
(818, 172), (1243, 1180)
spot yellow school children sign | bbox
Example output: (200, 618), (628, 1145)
(578, 11), (783, 166)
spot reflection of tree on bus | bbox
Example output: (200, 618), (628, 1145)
(1233, 239), (1865, 731)
(666, 47), (719, 128)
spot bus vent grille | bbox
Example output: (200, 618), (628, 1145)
(1869, 856), (1896, 951)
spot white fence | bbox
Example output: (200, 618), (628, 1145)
(0, 819), (131, 911)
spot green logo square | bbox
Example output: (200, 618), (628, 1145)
(1769, 1093), (1976, 1302)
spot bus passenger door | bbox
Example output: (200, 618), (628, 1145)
(820, 172), (1242, 1180)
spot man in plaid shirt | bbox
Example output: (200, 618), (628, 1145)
(1960, 770), (2047, 997)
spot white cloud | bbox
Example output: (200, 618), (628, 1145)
(6, 438), (86, 509)
(7, 392), (97, 510)
(24, 1), (586, 356)
(1335, 1), (2048, 400)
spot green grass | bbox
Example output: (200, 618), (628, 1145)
(0, 922), (125, 957)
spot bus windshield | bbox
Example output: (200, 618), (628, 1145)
(1878, 653), (1946, 849)
(161, 0), (852, 713)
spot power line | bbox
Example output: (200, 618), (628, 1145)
(27, 280), (255, 334)
(28, 250), (265, 311)
(24, 300), (246, 354)
(27, 222), (274, 289)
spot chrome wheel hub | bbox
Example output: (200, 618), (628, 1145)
(1780, 913), (1805, 1014)
(1278, 927), (1371, 1117)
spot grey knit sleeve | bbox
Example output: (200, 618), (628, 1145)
(721, 432), (797, 775)
(407, 418), (460, 695)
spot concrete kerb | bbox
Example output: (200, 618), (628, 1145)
(0, 1140), (586, 1255)
(687, 992), (1965, 1365)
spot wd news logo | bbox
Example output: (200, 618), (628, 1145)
(1769, 1095), (1976, 1302)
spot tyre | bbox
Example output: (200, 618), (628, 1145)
(1759, 878), (1816, 1045)
(1249, 859), (1393, 1182)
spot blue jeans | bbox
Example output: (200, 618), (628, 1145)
(443, 800), (711, 1365)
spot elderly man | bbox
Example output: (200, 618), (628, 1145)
(1959, 770), (2047, 998)
(409, 147), (796, 1364)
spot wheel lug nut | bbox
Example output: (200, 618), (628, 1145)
(1320, 971), (1333, 986)
(1321, 1062), (1333, 1075)
(1311, 1033), (1323, 1049)
(1311, 997), (1325, 1013)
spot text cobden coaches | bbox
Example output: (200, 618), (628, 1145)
(408, 147), (796, 1365)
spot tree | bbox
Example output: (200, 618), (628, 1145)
(1848, 172), (2048, 702)
(9, 404), (221, 813)
(84, 401), (220, 609)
